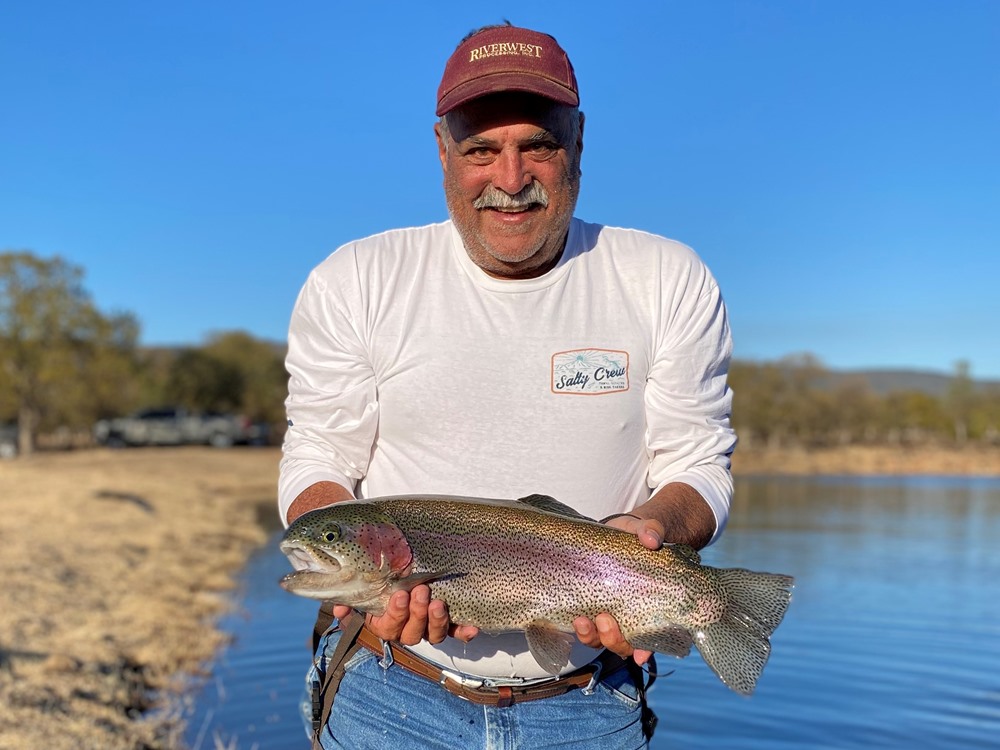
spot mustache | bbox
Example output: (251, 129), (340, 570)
(473, 181), (550, 210)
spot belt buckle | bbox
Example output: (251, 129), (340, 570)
(439, 668), (485, 691)
(378, 639), (394, 670)
(581, 661), (603, 696)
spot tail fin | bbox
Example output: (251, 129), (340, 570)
(694, 569), (794, 696)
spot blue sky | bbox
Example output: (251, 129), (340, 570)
(3, 1), (998, 378)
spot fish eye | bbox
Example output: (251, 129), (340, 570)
(322, 526), (340, 543)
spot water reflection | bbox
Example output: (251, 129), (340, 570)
(187, 477), (1000, 749)
(660, 475), (1000, 749)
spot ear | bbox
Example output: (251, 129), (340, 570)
(434, 121), (448, 172)
(577, 112), (585, 158)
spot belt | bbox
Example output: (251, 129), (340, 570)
(356, 625), (628, 708)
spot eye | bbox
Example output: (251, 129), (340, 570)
(525, 141), (560, 159)
(462, 146), (496, 165)
(322, 526), (340, 543)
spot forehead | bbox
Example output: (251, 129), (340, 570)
(444, 93), (572, 143)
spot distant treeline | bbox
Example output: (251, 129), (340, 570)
(1, 251), (287, 453)
(729, 355), (999, 448)
(3, 251), (997, 454)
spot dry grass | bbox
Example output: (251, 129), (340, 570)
(1, 443), (996, 749)
(733, 444), (1000, 477)
(0, 447), (279, 750)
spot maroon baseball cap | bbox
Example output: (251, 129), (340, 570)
(436, 26), (579, 116)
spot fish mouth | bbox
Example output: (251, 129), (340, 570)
(280, 542), (342, 574)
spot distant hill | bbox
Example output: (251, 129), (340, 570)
(142, 341), (1000, 398)
(755, 365), (1000, 397)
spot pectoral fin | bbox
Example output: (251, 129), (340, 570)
(391, 571), (455, 591)
(524, 621), (576, 675)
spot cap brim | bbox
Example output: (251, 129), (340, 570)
(436, 72), (579, 116)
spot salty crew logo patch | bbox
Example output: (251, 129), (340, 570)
(551, 349), (629, 395)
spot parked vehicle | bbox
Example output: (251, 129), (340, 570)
(93, 407), (268, 448)
(0, 422), (17, 459)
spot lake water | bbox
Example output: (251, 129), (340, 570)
(184, 476), (1000, 749)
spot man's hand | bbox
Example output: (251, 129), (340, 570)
(572, 512), (664, 664)
(334, 585), (479, 646)
(604, 513), (665, 550)
(572, 613), (653, 666)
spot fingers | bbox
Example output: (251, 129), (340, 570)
(333, 604), (353, 620)
(573, 613), (652, 666)
(605, 515), (664, 550)
(573, 616), (603, 649)
(425, 598), (452, 644)
(593, 613), (633, 660)
(634, 518), (665, 550)
(364, 585), (469, 646)
(451, 623), (480, 643)
(366, 589), (413, 641)
(631, 648), (653, 667)
(398, 586), (431, 645)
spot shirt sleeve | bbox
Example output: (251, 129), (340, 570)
(278, 255), (378, 524)
(645, 265), (736, 545)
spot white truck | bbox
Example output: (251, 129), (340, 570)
(93, 407), (266, 448)
(0, 422), (17, 459)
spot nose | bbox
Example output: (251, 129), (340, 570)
(492, 148), (531, 195)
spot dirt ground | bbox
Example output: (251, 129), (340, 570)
(0, 448), (279, 750)
(0, 444), (997, 750)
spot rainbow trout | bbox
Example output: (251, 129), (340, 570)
(279, 494), (793, 695)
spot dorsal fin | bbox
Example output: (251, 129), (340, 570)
(516, 493), (595, 521)
(669, 543), (702, 564)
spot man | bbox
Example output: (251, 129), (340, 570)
(280, 23), (736, 749)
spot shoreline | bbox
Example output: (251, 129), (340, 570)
(1, 445), (996, 749)
(0, 448), (279, 750)
(732, 444), (1000, 477)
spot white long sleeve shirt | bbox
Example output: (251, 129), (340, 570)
(280, 217), (736, 679)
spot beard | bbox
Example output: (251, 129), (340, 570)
(443, 156), (581, 278)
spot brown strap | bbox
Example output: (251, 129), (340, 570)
(355, 625), (629, 707)
(311, 608), (365, 750)
(312, 601), (337, 654)
(496, 686), (514, 708)
(307, 611), (648, 743)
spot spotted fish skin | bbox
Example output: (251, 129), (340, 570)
(279, 494), (794, 695)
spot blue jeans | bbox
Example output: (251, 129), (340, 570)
(302, 627), (650, 749)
